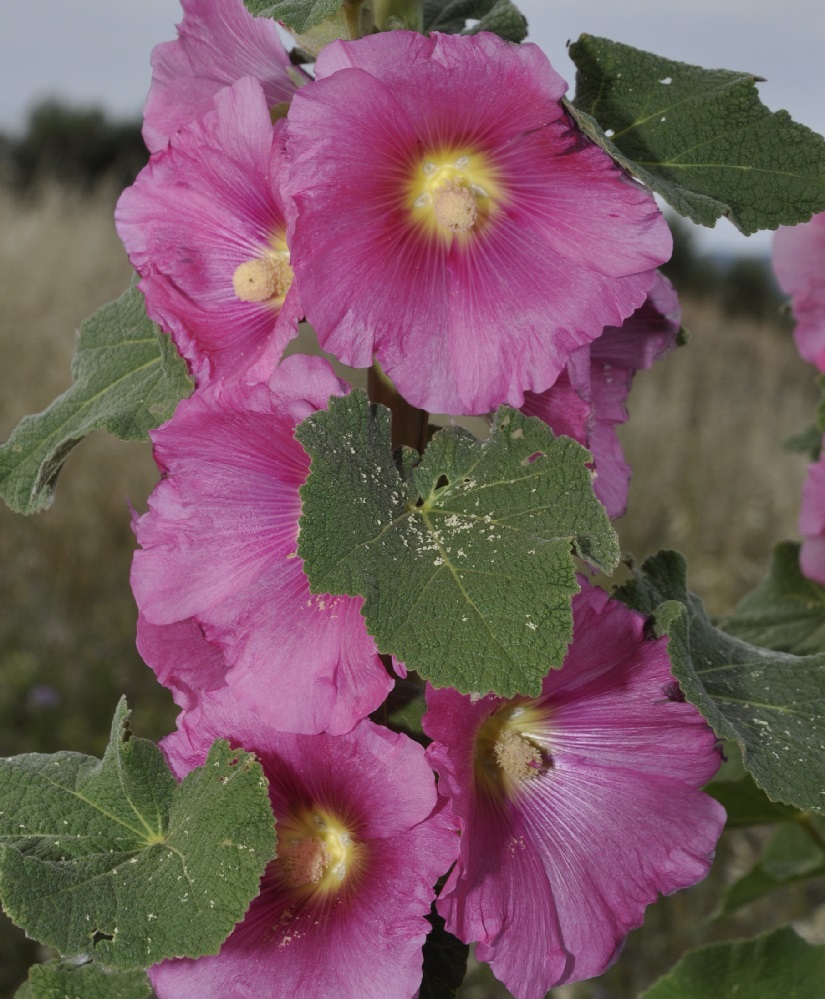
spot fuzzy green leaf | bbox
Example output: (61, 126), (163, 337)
(615, 551), (825, 813)
(568, 35), (825, 234)
(641, 927), (825, 998)
(22, 963), (151, 999)
(244, 0), (340, 33)
(0, 699), (275, 969)
(0, 285), (192, 514)
(721, 542), (825, 656)
(424, 0), (527, 42)
(296, 393), (619, 697)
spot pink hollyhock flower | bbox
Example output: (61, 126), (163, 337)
(799, 450), (825, 585)
(424, 580), (725, 999)
(773, 213), (825, 369)
(117, 76), (301, 387)
(521, 272), (681, 519)
(143, 0), (304, 153)
(150, 705), (458, 999)
(284, 30), (671, 415)
(131, 355), (393, 735)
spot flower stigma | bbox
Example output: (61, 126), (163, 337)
(474, 703), (551, 798)
(232, 237), (293, 304)
(408, 150), (502, 239)
(276, 806), (359, 895)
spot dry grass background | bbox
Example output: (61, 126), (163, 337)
(0, 184), (822, 995)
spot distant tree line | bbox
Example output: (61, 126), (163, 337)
(0, 100), (147, 193)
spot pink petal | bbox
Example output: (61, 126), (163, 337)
(773, 213), (825, 369)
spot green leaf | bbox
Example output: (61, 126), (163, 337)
(0, 699), (275, 970)
(0, 285), (192, 514)
(296, 394), (619, 697)
(424, 1), (527, 42)
(721, 542), (825, 656)
(420, 908), (469, 999)
(379, 680), (427, 742)
(24, 962), (151, 999)
(641, 927), (825, 998)
(706, 774), (802, 827)
(614, 551), (825, 813)
(567, 35), (825, 234)
(712, 822), (825, 921)
(244, 0), (340, 33)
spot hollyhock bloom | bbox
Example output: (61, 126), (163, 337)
(773, 213), (825, 369)
(424, 580), (725, 999)
(117, 76), (301, 387)
(799, 450), (825, 585)
(143, 0), (303, 153)
(150, 704), (458, 999)
(521, 272), (681, 518)
(131, 355), (393, 735)
(284, 30), (671, 415)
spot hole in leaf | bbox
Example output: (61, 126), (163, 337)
(92, 930), (114, 946)
(435, 474), (450, 490)
(521, 451), (544, 466)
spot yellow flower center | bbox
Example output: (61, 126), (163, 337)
(232, 238), (293, 304)
(276, 807), (358, 895)
(474, 703), (550, 798)
(408, 150), (502, 240)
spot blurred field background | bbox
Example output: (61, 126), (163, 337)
(1, 104), (823, 996)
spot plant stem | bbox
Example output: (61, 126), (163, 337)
(367, 363), (429, 453)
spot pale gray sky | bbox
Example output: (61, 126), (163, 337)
(1, 0), (823, 253)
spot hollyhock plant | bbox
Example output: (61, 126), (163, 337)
(117, 76), (302, 387)
(521, 272), (681, 519)
(131, 354), (393, 735)
(799, 450), (825, 585)
(424, 580), (725, 999)
(284, 29), (672, 415)
(773, 212), (825, 370)
(150, 703), (458, 999)
(142, 0), (304, 153)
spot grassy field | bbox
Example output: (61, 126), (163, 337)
(0, 184), (821, 995)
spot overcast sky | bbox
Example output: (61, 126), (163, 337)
(1, 0), (823, 253)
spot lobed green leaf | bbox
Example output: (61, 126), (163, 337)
(615, 551), (825, 813)
(0, 699), (275, 969)
(641, 927), (825, 998)
(424, 0), (528, 42)
(721, 542), (825, 656)
(0, 285), (192, 515)
(244, 0), (340, 34)
(19, 962), (151, 999)
(296, 393), (619, 697)
(568, 35), (825, 234)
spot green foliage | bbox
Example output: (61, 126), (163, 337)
(568, 35), (825, 234)
(721, 542), (825, 656)
(0, 700), (275, 970)
(706, 774), (802, 827)
(423, 0), (528, 42)
(711, 821), (825, 922)
(0, 285), (192, 515)
(419, 909), (469, 999)
(243, 0), (341, 33)
(18, 963), (150, 999)
(615, 551), (825, 813)
(641, 927), (825, 998)
(297, 393), (619, 696)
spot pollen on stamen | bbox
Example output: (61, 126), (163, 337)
(432, 181), (478, 232)
(232, 254), (292, 303)
(494, 730), (543, 782)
